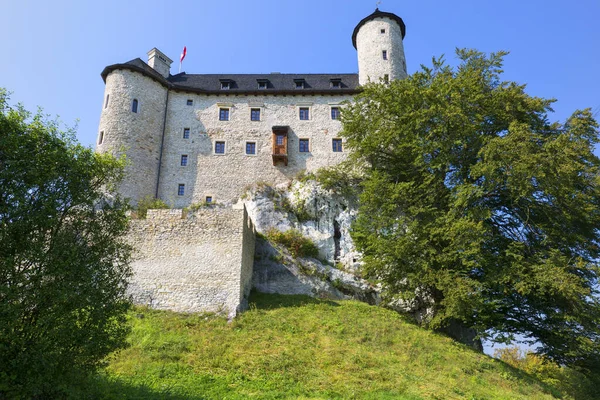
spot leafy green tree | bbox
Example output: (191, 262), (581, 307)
(341, 50), (600, 371)
(0, 90), (132, 398)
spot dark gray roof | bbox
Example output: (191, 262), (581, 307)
(101, 59), (360, 95)
(352, 8), (406, 49)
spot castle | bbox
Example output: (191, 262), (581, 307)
(96, 9), (407, 316)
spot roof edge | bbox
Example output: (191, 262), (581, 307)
(352, 8), (406, 49)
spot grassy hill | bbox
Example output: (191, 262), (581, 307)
(79, 293), (591, 399)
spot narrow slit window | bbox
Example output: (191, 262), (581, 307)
(104, 94), (109, 109)
(180, 155), (188, 166)
(382, 50), (388, 60)
(132, 99), (138, 113)
(98, 131), (104, 145)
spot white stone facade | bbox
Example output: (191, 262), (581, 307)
(158, 92), (349, 207)
(356, 16), (407, 85)
(96, 9), (407, 207)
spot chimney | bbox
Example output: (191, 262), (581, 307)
(147, 48), (173, 78)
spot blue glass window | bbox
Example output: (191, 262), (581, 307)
(332, 139), (343, 152)
(186, 99), (193, 106)
(331, 107), (340, 120)
(299, 107), (309, 120)
(382, 50), (388, 60)
(206, 196), (213, 203)
(251, 108), (260, 121)
(219, 108), (229, 121)
(299, 139), (309, 153)
(246, 142), (256, 155)
(178, 184), (185, 196)
(132, 99), (138, 113)
(183, 128), (190, 139)
(215, 141), (225, 154)
(276, 135), (284, 146)
(181, 155), (188, 166)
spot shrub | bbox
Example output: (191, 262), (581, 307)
(135, 196), (169, 218)
(266, 229), (319, 259)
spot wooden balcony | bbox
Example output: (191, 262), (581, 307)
(272, 126), (289, 166)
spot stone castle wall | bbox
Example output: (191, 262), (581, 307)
(157, 92), (351, 207)
(356, 16), (407, 85)
(126, 207), (255, 317)
(97, 69), (168, 203)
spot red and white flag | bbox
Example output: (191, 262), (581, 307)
(180, 46), (187, 63)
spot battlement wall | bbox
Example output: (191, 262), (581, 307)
(126, 206), (255, 317)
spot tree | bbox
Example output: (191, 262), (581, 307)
(341, 50), (600, 371)
(0, 90), (132, 398)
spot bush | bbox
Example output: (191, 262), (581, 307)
(135, 195), (169, 218)
(0, 89), (132, 398)
(266, 229), (319, 259)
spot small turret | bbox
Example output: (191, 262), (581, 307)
(353, 9), (407, 85)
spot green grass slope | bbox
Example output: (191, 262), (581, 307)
(84, 293), (580, 399)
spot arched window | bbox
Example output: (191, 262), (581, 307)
(132, 99), (138, 113)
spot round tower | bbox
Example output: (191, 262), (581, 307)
(96, 51), (171, 206)
(353, 9), (407, 85)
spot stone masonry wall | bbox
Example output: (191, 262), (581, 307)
(97, 70), (168, 205)
(157, 92), (352, 207)
(126, 207), (255, 317)
(356, 17), (407, 85)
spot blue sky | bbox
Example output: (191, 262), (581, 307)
(1, 0), (599, 149)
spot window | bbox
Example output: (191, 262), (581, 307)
(131, 99), (138, 113)
(294, 79), (305, 89)
(276, 135), (285, 146)
(331, 107), (340, 120)
(178, 184), (185, 196)
(382, 50), (388, 60)
(104, 94), (109, 109)
(246, 142), (256, 155)
(215, 141), (225, 154)
(181, 155), (188, 166)
(381, 28), (386, 34)
(251, 108), (260, 121)
(183, 128), (190, 139)
(187, 99), (193, 106)
(221, 81), (230, 90)
(299, 107), (309, 120)
(331, 80), (341, 89)
(205, 196), (213, 203)
(258, 80), (268, 89)
(98, 131), (104, 145)
(332, 138), (343, 152)
(219, 108), (229, 121)
(299, 139), (309, 153)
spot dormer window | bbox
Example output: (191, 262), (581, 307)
(294, 79), (305, 89)
(330, 79), (341, 89)
(257, 79), (269, 90)
(220, 80), (231, 90)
